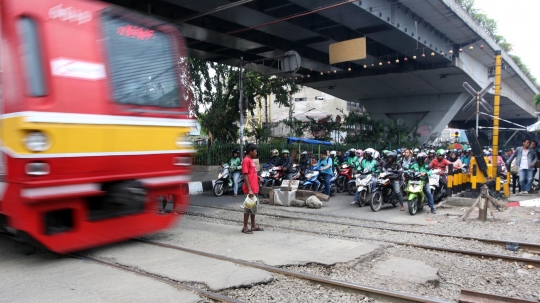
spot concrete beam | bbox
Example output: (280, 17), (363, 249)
(455, 53), (536, 117)
(362, 93), (468, 144)
(440, 0), (539, 95)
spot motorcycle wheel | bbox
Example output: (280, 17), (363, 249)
(370, 191), (383, 212)
(408, 198), (418, 215)
(358, 191), (367, 207)
(330, 184), (337, 196)
(391, 196), (398, 207)
(303, 184), (313, 191)
(532, 179), (540, 192)
(418, 198), (425, 211)
(347, 182), (356, 195)
(336, 177), (345, 193)
(213, 182), (224, 197)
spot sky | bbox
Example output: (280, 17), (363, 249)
(472, 0), (540, 82)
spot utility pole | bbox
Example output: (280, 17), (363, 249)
(288, 96), (294, 138)
(238, 57), (244, 157)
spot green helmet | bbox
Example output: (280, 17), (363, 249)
(382, 150), (390, 156)
(436, 149), (446, 156)
(281, 149), (290, 154)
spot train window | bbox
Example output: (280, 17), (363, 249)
(101, 13), (180, 108)
(18, 17), (47, 97)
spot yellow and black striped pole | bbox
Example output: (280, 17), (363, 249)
(492, 50), (502, 192)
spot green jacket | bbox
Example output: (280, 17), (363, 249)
(347, 156), (359, 168)
(229, 157), (242, 172)
(410, 162), (432, 180)
(359, 158), (379, 173)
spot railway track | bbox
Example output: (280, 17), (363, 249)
(185, 205), (540, 268)
(2, 231), (537, 302)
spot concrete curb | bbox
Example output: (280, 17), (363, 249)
(188, 180), (216, 195)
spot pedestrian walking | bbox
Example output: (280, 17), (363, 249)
(241, 143), (264, 234)
(506, 138), (538, 195)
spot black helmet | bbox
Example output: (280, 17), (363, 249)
(232, 149), (239, 155)
(387, 152), (397, 163)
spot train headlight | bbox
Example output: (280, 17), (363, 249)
(23, 132), (50, 152)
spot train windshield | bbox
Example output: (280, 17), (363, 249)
(101, 13), (180, 108)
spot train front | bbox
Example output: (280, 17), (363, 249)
(0, 0), (194, 253)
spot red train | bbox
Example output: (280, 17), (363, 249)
(0, 0), (194, 253)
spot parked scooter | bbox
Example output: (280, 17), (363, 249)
(404, 171), (426, 215)
(213, 163), (244, 196)
(429, 169), (447, 202)
(335, 163), (354, 193)
(349, 169), (375, 206)
(370, 171), (400, 212)
(302, 168), (337, 196)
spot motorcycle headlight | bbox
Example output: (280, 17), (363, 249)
(23, 131), (50, 152)
(261, 171), (269, 177)
(359, 178), (370, 185)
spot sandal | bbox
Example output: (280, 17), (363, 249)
(252, 226), (264, 231)
(241, 228), (253, 234)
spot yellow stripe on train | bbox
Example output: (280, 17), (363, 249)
(1, 115), (193, 156)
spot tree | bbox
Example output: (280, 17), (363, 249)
(281, 117), (308, 137)
(244, 120), (272, 144)
(456, 0), (538, 88)
(188, 58), (300, 144)
(534, 94), (540, 110)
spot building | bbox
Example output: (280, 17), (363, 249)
(257, 86), (363, 138)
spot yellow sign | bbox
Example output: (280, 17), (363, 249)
(329, 38), (366, 64)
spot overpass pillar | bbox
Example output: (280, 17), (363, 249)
(362, 93), (469, 145)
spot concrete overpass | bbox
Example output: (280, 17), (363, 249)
(107, 0), (539, 143)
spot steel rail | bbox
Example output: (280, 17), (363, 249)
(136, 238), (451, 303)
(184, 211), (540, 268)
(189, 203), (540, 254)
(70, 253), (244, 303)
(458, 289), (539, 303)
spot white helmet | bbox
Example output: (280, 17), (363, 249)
(330, 150), (337, 156)
(301, 151), (308, 155)
(373, 150), (380, 159)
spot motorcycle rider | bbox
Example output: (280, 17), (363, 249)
(427, 150), (436, 163)
(430, 149), (450, 189)
(384, 152), (405, 211)
(280, 149), (293, 179)
(229, 149), (242, 197)
(351, 148), (379, 205)
(267, 149), (282, 167)
(355, 150), (364, 169)
(336, 150), (345, 166)
(307, 156), (321, 190)
(346, 149), (357, 167)
(461, 149), (471, 166)
(399, 149), (416, 170)
(317, 150), (333, 197)
(410, 152), (436, 214)
(298, 151), (310, 174)
(413, 148), (420, 158)
(330, 150), (338, 173)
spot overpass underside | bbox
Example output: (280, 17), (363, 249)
(106, 0), (539, 144)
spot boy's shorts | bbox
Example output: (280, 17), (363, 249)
(243, 194), (258, 214)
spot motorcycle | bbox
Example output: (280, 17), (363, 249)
(430, 169), (447, 202)
(302, 168), (337, 196)
(213, 163), (244, 197)
(370, 172), (401, 212)
(259, 164), (285, 198)
(335, 163), (354, 193)
(349, 169), (374, 207)
(404, 171), (426, 215)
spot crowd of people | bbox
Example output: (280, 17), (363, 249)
(230, 138), (540, 229)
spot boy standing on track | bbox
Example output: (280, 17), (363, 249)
(241, 143), (264, 234)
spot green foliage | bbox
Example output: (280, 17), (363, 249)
(244, 120), (272, 144)
(281, 117), (308, 137)
(456, 0), (538, 88)
(188, 58), (300, 144)
(534, 94), (540, 109)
